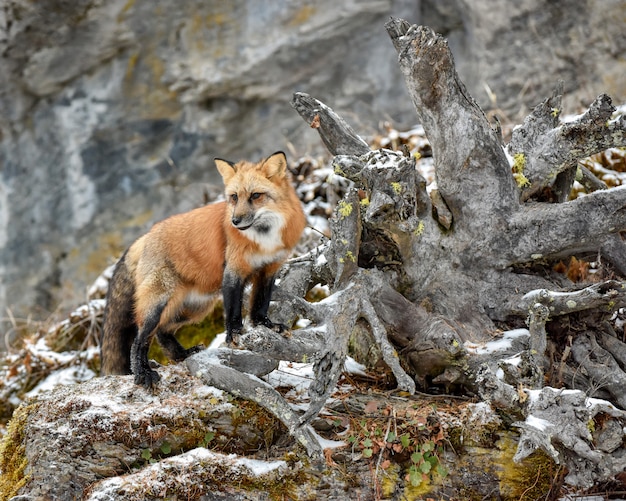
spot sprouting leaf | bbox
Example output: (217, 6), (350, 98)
(411, 451), (423, 464)
(141, 449), (152, 461)
(420, 461), (432, 474)
(363, 448), (373, 458)
(436, 464), (449, 478)
(363, 438), (373, 448)
(160, 441), (172, 455)
(400, 434), (411, 448)
(409, 466), (422, 487)
(386, 431), (396, 442)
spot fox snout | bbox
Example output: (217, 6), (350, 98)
(231, 212), (255, 230)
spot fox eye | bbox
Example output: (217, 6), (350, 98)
(250, 192), (262, 201)
(230, 193), (238, 203)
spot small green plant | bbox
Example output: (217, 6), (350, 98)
(140, 440), (173, 464)
(344, 404), (448, 489)
(200, 431), (215, 448)
(141, 448), (155, 464)
(406, 440), (448, 487)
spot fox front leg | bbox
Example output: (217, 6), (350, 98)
(250, 270), (287, 333)
(222, 268), (245, 345)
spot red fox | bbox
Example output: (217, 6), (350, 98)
(100, 151), (306, 388)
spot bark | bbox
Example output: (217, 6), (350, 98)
(508, 89), (626, 201)
(239, 17), (626, 489)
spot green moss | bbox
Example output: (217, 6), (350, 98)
(225, 399), (286, 455)
(0, 404), (33, 500)
(148, 304), (223, 364)
(497, 434), (561, 500)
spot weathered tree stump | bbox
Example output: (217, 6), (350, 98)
(205, 18), (626, 488)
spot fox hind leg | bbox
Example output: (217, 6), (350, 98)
(156, 328), (204, 361)
(131, 299), (168, 389)
(156, 296), (213, 360)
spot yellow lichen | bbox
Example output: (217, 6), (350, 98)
(413, 220), (425, 237)
(337, 200), (353, 218)
(360, 197), (370, 207)
(513, 172), (531, 188)
(551, 107), (560, 117)
(333, 164), (345, 176)
(512, 153), (526, 174)
(391, 182), (403, 195)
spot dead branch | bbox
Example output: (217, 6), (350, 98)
(509, 91), (626, 200)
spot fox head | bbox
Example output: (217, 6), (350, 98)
(214, 151), (291, 234)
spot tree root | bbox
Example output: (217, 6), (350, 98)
(513, 387), (626, 488)
(186, 349), (324, 459)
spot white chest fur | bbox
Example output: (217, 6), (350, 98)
(245, 210), (285, 251)
(242, 211), (289, 269)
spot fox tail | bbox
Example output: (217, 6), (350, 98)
(100, 252), (137, 375)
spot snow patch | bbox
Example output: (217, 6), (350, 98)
(464, 328), (529, 355)
(26, 365), (95, 398)
(525, 414), (552, 432)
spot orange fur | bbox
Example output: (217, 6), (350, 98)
(100, 151), (306, 387)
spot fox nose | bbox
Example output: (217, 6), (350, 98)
(231, 216), (241, 226)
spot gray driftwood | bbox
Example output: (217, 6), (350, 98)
(189, 18), (626, 488)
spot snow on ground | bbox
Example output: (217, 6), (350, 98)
(85, 449), (288, 501)
(25, 363), (95, 398)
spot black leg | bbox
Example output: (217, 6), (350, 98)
(131, 300), (167, 389)
(156, 328), (203, 361)
(223, 268), (245, 344)
(250, 272), (286, 332)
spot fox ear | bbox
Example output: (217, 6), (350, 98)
(262, 151), (287, 179)
(215, 158), (236, 183)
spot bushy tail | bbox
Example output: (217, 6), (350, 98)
(100, 252), (137, 375)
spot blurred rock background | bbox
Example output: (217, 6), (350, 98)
(0, 0), (624, 339)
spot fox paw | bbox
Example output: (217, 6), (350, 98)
(184, 344), (205, 357)
(134, 367), (160, 390)
(254, 317), (287, 333)
(225, 329), (242, 347)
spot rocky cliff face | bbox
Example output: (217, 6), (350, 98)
(0, 0), (624, 331)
